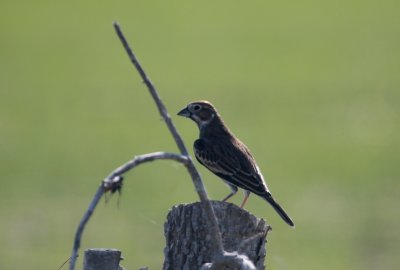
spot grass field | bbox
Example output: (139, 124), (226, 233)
(1, 1), (399, 269)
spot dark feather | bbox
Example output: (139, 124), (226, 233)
(194, 138), (268, 196)
(263, 193), (295, 227)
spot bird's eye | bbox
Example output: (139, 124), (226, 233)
(192, 104), (201, 111)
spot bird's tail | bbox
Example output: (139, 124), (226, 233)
(263, 193), (295, 227)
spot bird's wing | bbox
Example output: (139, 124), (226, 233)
(194, 138), (268, 195)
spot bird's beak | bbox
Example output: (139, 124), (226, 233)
(177, 107), (191, 118)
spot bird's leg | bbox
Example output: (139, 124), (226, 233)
(240, 190), (251, 208)
(222, 184), (238, 202)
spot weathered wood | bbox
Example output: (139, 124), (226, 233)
(163, 201), (269, 270)
(83, 249), (122, 270)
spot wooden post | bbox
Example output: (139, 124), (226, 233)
(163, 201), (269, 270)
(83, 249), (122, 270)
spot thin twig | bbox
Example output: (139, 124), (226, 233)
(69, 152), (190, 270)
(57, 255), (77, 270)
(113, 21), (224, 256)
(70, 185), (104, 270)
(103, 152), (189, 189)
(113, 23), (187, 156)
(70, 22), (233, 270)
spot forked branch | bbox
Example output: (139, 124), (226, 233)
(69, 21), (257, 270)
(69, 22), (224, 270)
(112, 21), (223, 254)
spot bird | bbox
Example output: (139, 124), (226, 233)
(177, 100), (294, 227)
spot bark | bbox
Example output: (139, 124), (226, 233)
(83, 249), (122, 270)
(163, 201), (269, 270)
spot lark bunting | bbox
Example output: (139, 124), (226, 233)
(178, 101), (294, 227)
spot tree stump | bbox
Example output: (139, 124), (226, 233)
(83, 249), (122, 270)
(163, 201), (269, 270)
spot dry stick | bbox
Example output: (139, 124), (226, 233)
(70, 152), (190, 270)
(113, 22), (224, 256)
(70, 22), (229, 270)
(58, 255), (78, 270)
(70, 185), (104, 270)
(103, 152), (189, 189)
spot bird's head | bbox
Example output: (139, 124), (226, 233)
(177, 101), (218, 129)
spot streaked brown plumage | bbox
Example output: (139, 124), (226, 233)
(178, 100), (294, 227)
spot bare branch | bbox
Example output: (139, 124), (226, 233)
(70, 185), (104, 270)
(103, 152), (189, 191)
(113, 21), (224, 256)
(70, 152), (190, 270)
(113, 22), (187, 156)
(70, 21), (241, 270)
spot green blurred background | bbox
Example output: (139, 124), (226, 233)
(1, 1), (399, 269)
